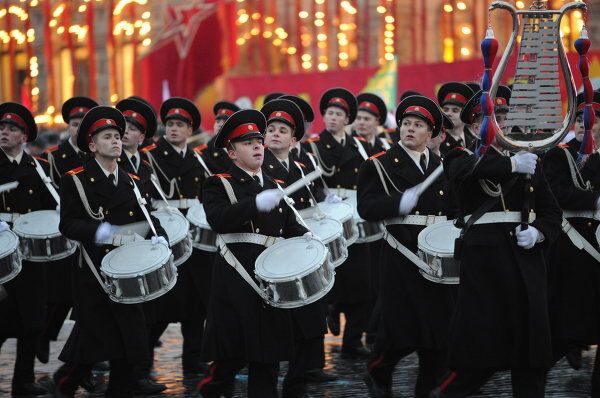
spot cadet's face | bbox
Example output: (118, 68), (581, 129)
(427, 131), (446, 151)
(323, 107), (349, 133)
(576, 113), (600, 144)
(265, 121), (295, 151)
(228, 137), (264, 171)
(355, 111), (378, 136)
(442, 105), (463, 127)
(89, 129), (122, 159)
(213, 118), (225, 134)
(0, 123), (26, 152)
(496, 111), (508, 129)
(400, 116), (432, 152)
(165, 119), (192, 146)
(121, 122), (145, 151)
(68, 118), (83, 141)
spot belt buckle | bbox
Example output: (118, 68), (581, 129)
(426, 215), (436, 226)
(263, 236), (277, 247)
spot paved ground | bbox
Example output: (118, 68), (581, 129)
(0, 320), (596, 397)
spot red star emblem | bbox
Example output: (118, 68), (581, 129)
(151, 1), (217, 58)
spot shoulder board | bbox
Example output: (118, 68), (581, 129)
(294, 161), (306, 168)
(387, 139), (394, 144)
(142, 159), (151, 166)
(385, 128), (396, 133)
(368, 151), (386, 160)
(193, 144), (208, 152)
(140, 143), (157, 153)
(67, 166), (84, 175)
(306, 137), (320, 143)
(45, 145), (59, 153)
(557, 143), (569, 149)
(34, 156), (49, 163)
(128, 173), (140, 181)
(215, 173), (231, 178)
(355, 136), (367, 142)
(274, 179), (285, 184)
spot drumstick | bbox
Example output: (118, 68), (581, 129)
(414, 164), (444, 196)
(281, 169), (322, 197)
(150, 174), (173, 207)
(0, 181), (18, 193)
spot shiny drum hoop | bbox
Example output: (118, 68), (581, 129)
(151, 209), (192, 266)
(12, 210), (77, 262)
(342, 189), (384, 243)
(299, 201), (359, 246)
(0, 230), (22, 284)
(304, 217), (348, 268)
(255, 237), (334, 308)
(187, 204), (218, 252)
(417, 220), (461, 284)
(100, 240), (176, 304)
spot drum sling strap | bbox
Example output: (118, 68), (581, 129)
(32, 157), (60, 205)
(560, 215), (600, 263)
(352, 136), (370, 161)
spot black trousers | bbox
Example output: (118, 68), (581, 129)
(283, 336), (324, 397)
(54, 359), (134, 398)
(197, 360), (279, 398)
(132, 322), (168, 380)
(368, 347), (446, 398)
(1, 333), (39, 386)
(438, 367), (546, 398)
(337, 301), (370, 349)
(553, 339), (600, 397)
(44, 302), (71, 341)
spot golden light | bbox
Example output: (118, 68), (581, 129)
(317, 41), (326, 49)
(273, 38), (282, 46)
(47, 106), (55, 114)
(287, 46), (297, 55)
(237, 9), (246, 15)
(516, 1), (525, 9)
(461, 26), (472, 35)
(302, 61), (312, 70)
(301, 53), (311, 61)
(139, 22), (151, 35)
(142, 11), (150, 19)
(265, 16), (274, 24)
(263, 31), (272, 38)
(339, 37), (348, 46)
(49, 19), (57, 27)
(250, 27), (259, 36)
(31, 87), (39, 96)
(315, 11), (325, 19)
(384, 31), (394, 38)
(277, 31), (288, 39)
(314, 19), (324, 27)
(237, 14), (249, 24)
(384, 53), (395, 61)
(142, 38), (151, 46)
(114, 0), (147, 16)
(30, 0), (39, 6)
(339, 59), (349, 67)
(384, 15), (394, 24)
(573, 10), (582, 19)
(57, 26), (65, 34)
(385, 23), (395, 30)
(460, 47), (470, 56)
(318, 63), (328, 71)
(317, 33), (327, 41)
(236, 37), (245, 45)
(443, 4), (453, 13)
(78, 4), (87, 12)
(339, 52), (348, 60)
(110, 94), (118, 103)
(315, 0), (324, 4)
(251, 12), (261, 20)
(456, 2), (466, 11)
(384, 37), (393, 45)
(384, 45), (394, 53)
(377, 6), (386, 14)
(52, 4), (64, 18)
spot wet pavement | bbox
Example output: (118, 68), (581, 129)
(0, 319), (596, 397)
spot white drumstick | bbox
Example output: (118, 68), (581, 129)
(0, 181), (18, 193)
(281, 169), (322, 197)
(414, 164), (444, 196)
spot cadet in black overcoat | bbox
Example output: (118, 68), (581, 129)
(0, 102), (54, 397)
(437, 82), (476, 157)
(197, 101), (239, 175)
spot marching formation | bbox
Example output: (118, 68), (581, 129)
(1, 81), (600, 398)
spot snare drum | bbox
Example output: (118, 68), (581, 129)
(304, 217), (348, 268)
(417, 220), (461, 284)
(151, 209), (192, 266)
(187, 204), (218, 252)
(0, 231), (22, 284)
(101, 240), (176, 304)
(343, 190), (384, 243)
(255, 237), (334, 308)
(12, 210), (77, 262)
(299, 202), (359, 246)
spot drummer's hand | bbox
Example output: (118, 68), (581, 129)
(151, 235), (169, 246)
(0, 221), (9, 233)
(325, 193), (343, 204)
(510, 151), (538, 175)
(398, 186), (419, 215)
(515, 225), (544, 249)
(303, 231), (314, 241)
(95, 222), (115, 242)
(55, 204), (60, 213)
(256, 189), (283, 212)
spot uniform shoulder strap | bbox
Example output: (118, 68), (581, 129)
(217, 175), (238, 204)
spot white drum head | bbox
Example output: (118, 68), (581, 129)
(417, 220), (461, 256)
(304, 217), (343, 243)
(255, 237), (328, 282)
(0, 230), (19, 257)
(152, 209), (189, 244)
(13, 210), (60, 238)
(186, 204), (211, 229)
(101, 241), (172, 277)
(317, 201), (353, 223)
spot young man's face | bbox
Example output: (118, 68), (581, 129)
(575, 113), (600, 143)
(399, 116), (432, 152)
(89, 129), (122, 159)
(427, 131), (446, 152)
(67, 117), (83, 142)
(121, 121), (145, 152)
(165, 119), (192, 146)
(496, 110), (508, 129)
(354, 110), (378, 137)
(0, 123), (26, 152)
(228, 137), (265, 171)
(213, 118), (226, 134)
(323, 107), (349, 134)
(442, 104), (464, 128)
(264, 121), (295, 152)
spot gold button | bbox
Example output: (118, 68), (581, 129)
(588, 222), (593, 227)
(326, 144), (331, 149)
(117, 158), (121, 162)
(337, 184), (341, 188)
(509, 231), (513, 236)
(394, 158), (399, 163)
(179, 194), (184, 199)
(438, 211), (442, 215)
(415, 211), (420, 215)
(62, 153), (66, 159)
(278, 208), (283, 213)
(213, 152), (218, 157)
(164, 151), (169, 155)
(256, 228), (260, 233)
(194, 177), (199, 182)
(279, 229), (283, 234)
(529, 186), (534, 193)
(27, 209), (31, 212)
(353, 185), (357, 189)
(129, 211), (134, 216)
(28, 189), (33, 194)
(105, 209), (109, 215)
(105, 248), (110, 253)
(241, 178), (245, 182)
(90, 177), (95, 182)
(178, 177), (181, 181)
(6, 207), (10, 211)
(354, 168), (358, 172)
(300, 198), (305, 202)
(439, 190), (444, 195)
(269, 165), (274, 169)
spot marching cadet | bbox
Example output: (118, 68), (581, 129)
(197, 109), (309, 398)
(357, 95), (456, 398)
(51, 106), (168, 397)
(437, 82), (476, 157)
(199, 101), (240, 175)
(543, 91), (600, 396)
(114, 98), (167, 394)
(353, 93), (392, 155)
(432, 93), (562, 397)
(259, 98), (329, 397)
(39, 96), (98, 364)
(140, 97), (208, 378)
(302, 88), (372, 358)
(0, 102), (53, 397)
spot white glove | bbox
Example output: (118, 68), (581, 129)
(303, 231), (314, 241)
(151, 235), (169, 246)
(510, 151), (538, 175)
(55, 204), (60, 213)
(398, 186), (419, 216)
(0, 221), (9, 233)
(515, 225), (543, 249)
(325, 193), (343, 204)
(95, 222), (115, 242)
(256, 189), (283, 212)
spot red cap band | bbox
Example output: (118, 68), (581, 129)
(268, 111), (295, 127)
(227, 123), (260, 143)
(69, 107), (90, 117)
(404, 106), (435, 127)
(494, 98), (508, 106)
(216, 108), (235, 117)
(1, 113), (27, 134)
(358, 101), (379, 116)
(166, 107), (192, 123)
(123, 110), (148, 130)
(327, 97), (350, 112)
(443, 93), (467, 105)
(87, 118), (117, 143)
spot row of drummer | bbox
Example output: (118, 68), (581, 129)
(1, 83), (600, 398)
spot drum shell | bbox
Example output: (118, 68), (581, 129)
(417, 250), (460, 284)
(417, 220), (461, 285)
(0, 248), (22, 284)
(151, 209), (193, 266)
(355, 220), (384, 244)
(190, 225), (218, 252)
(17, 235), (77, 262)
(171, 236), (193, 266)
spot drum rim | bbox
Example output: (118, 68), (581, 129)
(0, 257), (22, 284)
(101, 241), (173, 277)
(186, 204), (211, 229)
(317, 201), (353, 222)
(417, 220), (460, 255)
(12, 210), (61, 238)
(0, 230), (19, 257)
(255, 237), (328, 282)
(304, 217), (343, 243)
(151, 209), (190, 243)
(107, 262), (177, 304)
(267, 274), (335, 308)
